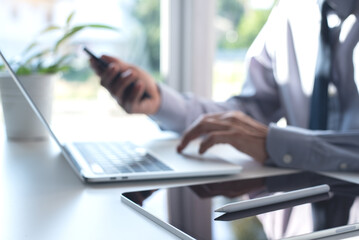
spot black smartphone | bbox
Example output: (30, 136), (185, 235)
(83, 47), (150, 100)
(83, 47), (109, 69)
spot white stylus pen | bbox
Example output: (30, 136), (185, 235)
(215, 184), (330, 213)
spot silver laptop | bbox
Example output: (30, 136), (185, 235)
(0, 50), (242, 183)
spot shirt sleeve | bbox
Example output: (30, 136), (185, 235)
(266, 124), (359, 171)
(150, 4), (285, 133)
(149, 84), (245, 133)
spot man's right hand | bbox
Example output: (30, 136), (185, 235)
(90, 55), (161, 115)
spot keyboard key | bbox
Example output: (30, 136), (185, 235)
(104, 166), (120, 174)
(128, 163), (146, 172)
(91, 163), (104, 174)
(116, 166), (132, 173)
(141, 160), (163, 172)
(74, 142), (173, 175)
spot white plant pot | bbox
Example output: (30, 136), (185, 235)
(0, 73), (55, 141)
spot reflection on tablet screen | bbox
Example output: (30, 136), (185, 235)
(122, 172), (359, 240)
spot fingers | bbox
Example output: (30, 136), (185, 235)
(89, 54), (122, 75)
(177, 111), (269, 163)
(89, 58), (104, 75)
(97, 62), (139, 104)
(221, 111), (268, 133)
(199, 131), (233, 154)
(88, 54), (160, 114)
(121, 81), (145, 113)
(112, 68), (138, 101)
(100, 63), (121, 88)
(101, 55), (123, 64)
(177, 116), (230, 153)
(127, 80), (146, 104)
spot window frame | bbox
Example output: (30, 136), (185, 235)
(161, 0), (215, 98)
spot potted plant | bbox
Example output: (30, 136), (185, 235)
(0, 12), (118, 140)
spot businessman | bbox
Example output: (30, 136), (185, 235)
(90, 0), (359, 172)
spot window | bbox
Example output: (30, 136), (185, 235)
(0, 0), (161, 122)
(0, 0), (276, 129)
(213, 0), (274, 101)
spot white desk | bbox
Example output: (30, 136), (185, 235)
(1, 116), (358, 240)
(0, 139), (179, 240)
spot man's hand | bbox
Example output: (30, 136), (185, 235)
(177, 111), (269, 164)
(90, 55), (161, 114)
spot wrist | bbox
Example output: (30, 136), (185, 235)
(148, 84), (161, 115)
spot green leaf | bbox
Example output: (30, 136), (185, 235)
(22, 26), (60, 56)
(40, 25), (61, 34)
(81, 24), (119, 31)
(38, 54), (75, 74)
(24, 49), (51, 65)
(39, 65), (70, 74)
(16, 66), (32, 75)
(22, 42), (38, 55)
(54, 26), (86, 51)
(54, 24), (119, 51)
(66, 11), (76, 27)
(16, 15), (120, 75)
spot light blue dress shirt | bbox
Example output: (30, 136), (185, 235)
(151, 0), (359, 171)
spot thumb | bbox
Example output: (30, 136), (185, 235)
(101, 55), (126, 65)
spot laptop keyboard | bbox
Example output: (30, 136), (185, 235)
(73, 142), (173, 175)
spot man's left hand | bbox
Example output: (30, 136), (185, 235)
(177, 111), (269, 164)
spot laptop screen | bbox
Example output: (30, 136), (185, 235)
(122, 172), (359, 240)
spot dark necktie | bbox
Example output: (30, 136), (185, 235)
(310, 3), (357, 231)
(309, 2), (332, 130)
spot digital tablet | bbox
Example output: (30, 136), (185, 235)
(121, 172), (359, 240)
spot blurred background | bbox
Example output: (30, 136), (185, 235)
(0, 1), (275, 236)
(0, 0), (274, 132)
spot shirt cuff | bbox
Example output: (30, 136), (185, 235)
(265, 123), (313, 169)
(149, 84), (188, 133)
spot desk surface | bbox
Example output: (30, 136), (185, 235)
(1, 116), (358, 240)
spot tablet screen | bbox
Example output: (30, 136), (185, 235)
(122, 172), (359, 240)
